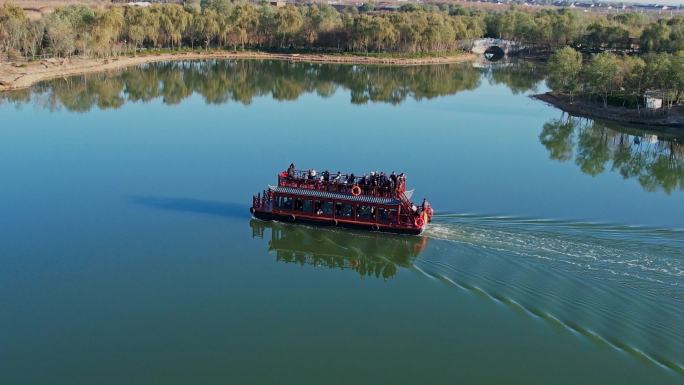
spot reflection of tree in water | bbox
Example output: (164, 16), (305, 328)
(540, 115), (684, 194)
(250, 220), (427, 281)
(2, 74), (127, 112)
(1, 60), (484, 112)
(485, 62), (545, 94)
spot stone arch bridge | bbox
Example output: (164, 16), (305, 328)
(470, 38), (525, 57)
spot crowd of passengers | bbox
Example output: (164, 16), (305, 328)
(284, 163), (406, 196)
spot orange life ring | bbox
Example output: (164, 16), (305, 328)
(414, 217), (425, 228)
(351, 185), (362, 196)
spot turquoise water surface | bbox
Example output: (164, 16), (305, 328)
(1, 60), (683, 385)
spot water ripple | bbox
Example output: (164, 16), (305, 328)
(420, 214), (684, 376)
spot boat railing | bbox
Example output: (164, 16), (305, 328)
(278, 170), (405, 198)
(252, 190), (272, 211)
(253, 187), (422, 228)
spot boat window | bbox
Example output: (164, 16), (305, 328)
(322, 201), (333, 216)
(357, 205), (375, 221)
(336, 202), (353, 218)
(378, 208), (397, 223)
(276, 196), (293, 210)
(302, 200), (313, 213)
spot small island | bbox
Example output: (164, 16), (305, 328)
(534, 47), (684, 129)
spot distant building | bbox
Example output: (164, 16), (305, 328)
(270, 0), (286, 7)
(644, 90), (663, 110)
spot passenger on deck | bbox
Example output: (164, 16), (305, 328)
(359, 174), (369, 194)
(347, 173), (355, 185)
(308, 169), (317, 180)
(287, 163), (295, 179)
(322, 170), (330, 182)
(397, 173), (406, 192)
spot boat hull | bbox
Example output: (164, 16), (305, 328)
(252, 210), (424, 235)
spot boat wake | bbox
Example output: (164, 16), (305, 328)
(417, 213), (684, 375)
(426, 213), (684, 287)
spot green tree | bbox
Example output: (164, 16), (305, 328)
(199, 9), (220, 48)
(621, 55), (646, 108)
(54, 5), (97, 55)
(0, 3), (29, 56)
(45, 12), (76, 57)
(640, 20), (670, 53)
(275, 5), (303, 48)
(669, 54), (684, 106)
(369, 16), (397, 52)
(582, 52), (620, 107)
(124, 7), (147, 52)
(159, 4), (190, 49)
(90, 7), (124, 57)
(547, 47), (582, 97)
(228, 3), (259, 49)
(643, 53), (674, 109)
(201, 0), (230, 14)
(301, 4), (341, 46)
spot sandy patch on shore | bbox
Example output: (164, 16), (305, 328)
(0, 51), (476, 92)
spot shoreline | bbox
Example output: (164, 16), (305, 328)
(533, 92), (684, 130)
(0, 50), (476, 92)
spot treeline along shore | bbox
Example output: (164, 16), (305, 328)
(2, 0), (684, 59)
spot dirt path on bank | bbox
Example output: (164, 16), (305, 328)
(0, 51), (476, 92)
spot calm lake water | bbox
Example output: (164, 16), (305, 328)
(1, 60), (683, 385)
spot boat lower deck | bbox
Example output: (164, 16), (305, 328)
(251, 210), (424, 235)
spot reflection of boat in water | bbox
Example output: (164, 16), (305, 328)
(250, 220), (428, 280)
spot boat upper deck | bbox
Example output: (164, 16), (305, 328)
(278, 169), (408, 200)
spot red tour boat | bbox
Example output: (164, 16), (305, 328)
(251, 166), (433, 235)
